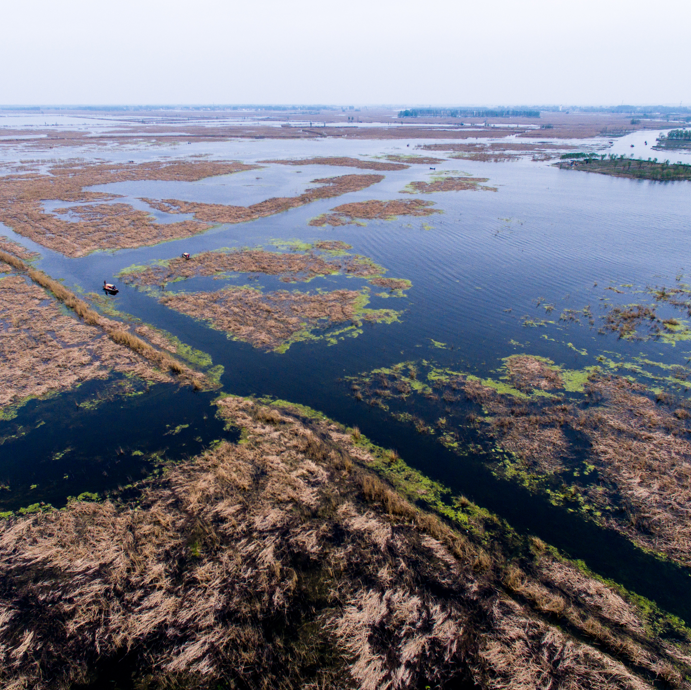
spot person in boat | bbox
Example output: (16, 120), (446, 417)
(182, 252), (190, 260)
(103, 280), (117, 292)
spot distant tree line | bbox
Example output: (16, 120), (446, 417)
(398, 108), (541, 118)
(664, 129), (691, 140)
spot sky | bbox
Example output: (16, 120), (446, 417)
(1, 0), (689, 107)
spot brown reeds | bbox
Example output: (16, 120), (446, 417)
(402, 176), (497, 194)
(261, 156), (409, 171)
(0, 253), (201, 405)
(0, 394), (685, 689)
(159, 286), (398, 352)
(143, 174), (385, 226)
(0, 236), (39, 261)
(309, 198), (438, 227)
(120, 246), (392, 289)
(349, 357), (691, 567)
(0, 159), (258, 257)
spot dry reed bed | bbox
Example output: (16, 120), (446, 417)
(403, 176), (497, 193)
(418, 140), (570, 162)
(309, 199), (439, 227)
(160, 287), (396, 352)
(0, 236), (39, 261)
(0, 252), (206, 410)
(351, 357), (691, 567)
(384, 155), (446, 165)
(463, 378), (573, 476)
(0, 159), (258, 257)
(505, 354), (565, 391)
(577, 377), (691, 565)
(421, 142), (573, 154)
(261, 156), (409, 171)
(0, 395), (683, 689)
(120, 247), (385, 289)
(0, 274), (171, 410)
(464, 367), (691, 566)
(465, 370), (691, 566)
(143, 173), (385, 225)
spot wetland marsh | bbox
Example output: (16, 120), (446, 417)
(2, 110), (691, 689)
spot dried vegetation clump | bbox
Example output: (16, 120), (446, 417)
(309, 198), (439, 227)
(0, 236), (40, 261)
(468, 370), (691, 565)
(121, 247), (384, 288)
(0, 159), (257, 257)
(421, 141), (574, 162)
(143, 173), (385, 225)
(0, 274), (172, 410)
(368, 277), (412, 291)
(577, 376), (691, 566)
(384, 155), (446, 165)
(463, 377), (573, 476)
(402, 176), (497, 193)
(603, 303), (667, 340)
(262, 156), (409, 171)
(160, 286), (396, 351)
(313, 240), (352, 251)
(349, 357), (691, 566)
(0, 253), (209, 412)
(0, 395), (685, 689)
(505, 354), (565, 391)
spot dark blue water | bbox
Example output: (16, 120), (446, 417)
(2, 140), (691, 620)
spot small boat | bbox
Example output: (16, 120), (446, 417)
(103, 281), (119, 295)
(182, 252), (191, 260)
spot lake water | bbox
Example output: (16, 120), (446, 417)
(2, 132), (691, 620)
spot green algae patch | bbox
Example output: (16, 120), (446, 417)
(562, 367), (600, 392)
(466, 375), (538, 400)
(430, 339), (448, 349)
(268, 238), (314, 252)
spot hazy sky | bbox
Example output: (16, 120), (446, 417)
(2, 0), (689, 106)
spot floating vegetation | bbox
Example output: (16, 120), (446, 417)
(0, 236), (40, 261)
(261, 155), (409, 170)
(526, 280), (691, 345)
(383, 154), (446, 165)
(309, 198), (439, 227)
(0, 394), (688, 688)
(143, 173), (385, 225)
(0, 159), (258, 256)
(420, 141), (573, 162)
(401, 173), (497, 194)
(346, 354), (691, 567)
(119, 244), (405, 293)
(160, 286), (400, 352)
